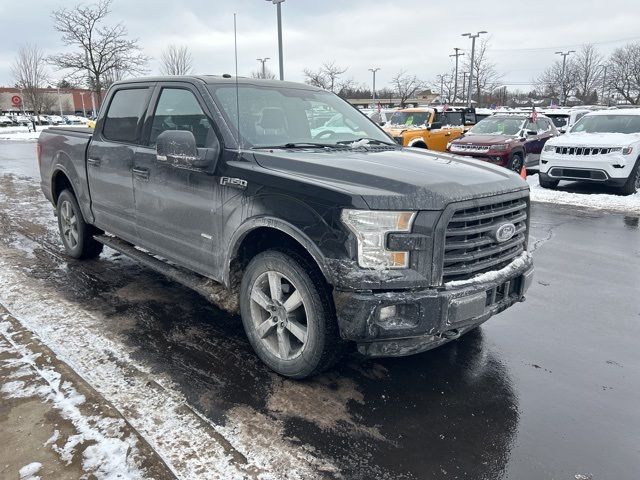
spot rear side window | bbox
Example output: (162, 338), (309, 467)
(103, 88), (149, 143)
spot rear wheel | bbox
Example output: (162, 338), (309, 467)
(56, 189), (103, 259)
(620, 160), (640, 195)
(240, 250), (342, 379)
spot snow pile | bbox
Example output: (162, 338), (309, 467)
(18, 462), (42, 480)
(528, 174), (640, 214)
(0, 318), (146, 480)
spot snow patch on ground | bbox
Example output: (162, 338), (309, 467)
(528, 174), (640, 214)
(0, 127), (41, 141)
(0, 319), (145, 480)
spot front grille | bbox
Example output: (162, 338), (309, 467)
(451, 144), (490, 153)
(443, 197), (528, 282)
(548, 167), (608, 180)
(554, 146), (612, 155)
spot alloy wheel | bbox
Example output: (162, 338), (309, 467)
(60, 200), (79, 248)
(249, 270), (308, 360)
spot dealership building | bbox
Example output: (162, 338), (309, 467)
(0, 87), (99, 116)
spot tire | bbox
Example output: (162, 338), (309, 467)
(619, 160), (640, 195)
(508, 153), (524, 173)
(56, 189), (103, 259)
(239, 250), (343, 379)
(539, 175), (560, 189)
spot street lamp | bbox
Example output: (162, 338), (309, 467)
(368, 67), (380, 104)
(462, 30), (487, 108)
(257, 57), (270, 78)
(449, 47), (464, 105)
(265, 0), (285, 80)
(555, 50), (575, 106)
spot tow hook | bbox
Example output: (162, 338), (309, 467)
(441, 329), (460, 340)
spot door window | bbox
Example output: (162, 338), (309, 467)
(536, 119), (551, 133)
(103, 88), (149, 143)
(150, 88), (213, 148)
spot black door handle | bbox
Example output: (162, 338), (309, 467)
(87, 157), (101, 167)
(132, 167), (150, 179)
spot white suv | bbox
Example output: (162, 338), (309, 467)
(539, 109), (640, 195)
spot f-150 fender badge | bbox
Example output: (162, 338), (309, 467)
(220, 177), (247, 189)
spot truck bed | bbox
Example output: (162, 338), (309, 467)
(47, 126), (93, 138)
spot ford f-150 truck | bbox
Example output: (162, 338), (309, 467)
(38, 75), (534, 378)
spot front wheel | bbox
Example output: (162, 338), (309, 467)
(619, 160), (640, 195)
(56, 189), (103, 259)
(239, 250), (342, 379)
(539, 175), (560, 189)
(508, 153), (524, 173)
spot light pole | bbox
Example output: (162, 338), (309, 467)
(368, 67), (380, 105)
(57, 88), (64, 117)
(462, 31), (487, 108)
(257, 57), (270, 78)
(80, 92), (87, 117)
(265, 0), (285, 80)
(601, 64), (608, 106)
(436, 74), (449, 104)
(449, 47), (464, 105)
(555, 50), (575, 106)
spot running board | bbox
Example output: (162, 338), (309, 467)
(94, 234), (239, 314)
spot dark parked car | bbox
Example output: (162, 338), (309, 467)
(38, 75), (533, 378)
(447, 114), (559, 172)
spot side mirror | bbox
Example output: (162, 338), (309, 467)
(156, 130), (212, 169)
(380, 121), (386, 126)
(526, 130), (537, 136)
(428, 121), (442, 130)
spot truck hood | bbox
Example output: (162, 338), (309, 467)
(548, 132), (640, 147)
(252, 147), (527, 210)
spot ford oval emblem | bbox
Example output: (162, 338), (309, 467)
(494, 222), (516, 242)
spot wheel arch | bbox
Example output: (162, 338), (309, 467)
(224, 218), (335, 289)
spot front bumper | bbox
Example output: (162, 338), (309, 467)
(333, 252), (534, 357)
(540, 151), (634, 182)
(448, 150), (510, 167)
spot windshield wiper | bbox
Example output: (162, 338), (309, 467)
(252, 142), (334, 149)
(335, 137), (396, 146)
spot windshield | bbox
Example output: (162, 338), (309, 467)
(208, 84), (391, 147)
(387, 111), (431, 127)
(546, 114), (569, 128)
(468, 117), (524, 136)
(570, 114), (640, 134)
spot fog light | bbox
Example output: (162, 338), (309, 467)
(379, 305), (397, 320)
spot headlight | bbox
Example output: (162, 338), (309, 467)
(543, 144), (556, 152)
(341, 210), (416, 269)
(489, 144), (508, 151)
(611, 146), (634, 155)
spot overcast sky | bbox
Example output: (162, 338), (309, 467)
(1, 0), (639, 92)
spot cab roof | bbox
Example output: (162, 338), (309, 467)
(586, 108), (640, 116)
(112, 75), (322, 91)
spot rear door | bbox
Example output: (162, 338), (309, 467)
(132, 83), (221, 277)
(87, 85), (152, 238)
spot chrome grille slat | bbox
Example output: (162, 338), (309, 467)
(555, 146), (611, 155)
(442, 196), (529, 282)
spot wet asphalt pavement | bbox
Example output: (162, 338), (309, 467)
(1, 140), (639, 480)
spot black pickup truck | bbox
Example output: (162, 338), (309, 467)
(38, 75), (533, 378)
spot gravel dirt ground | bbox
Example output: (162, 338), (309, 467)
(1, 141), (639, 479)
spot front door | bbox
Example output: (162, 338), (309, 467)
(132, 84), (221, 277)
(87, 86), (152, 238)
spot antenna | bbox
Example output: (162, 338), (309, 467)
(234, 13), (241, 152)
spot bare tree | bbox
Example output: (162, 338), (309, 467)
(251, 66), (276, 79)
(303, 61), (355, 96)
(160, 44), (194, 76)
(607, 42), (640, 105)
(11, 44), (50, 119)
(48, 0), (149, 102)
(573, 44), (603, 102)
(391, 69), (424, 106)
(462, 39), (502, 106)
(535, 60), (578, 103)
